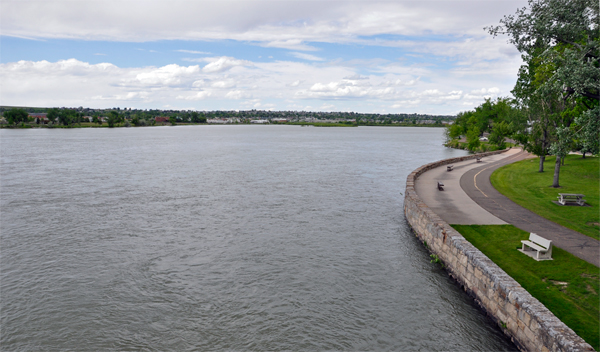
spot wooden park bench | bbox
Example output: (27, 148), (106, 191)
(437, 181), (444, 191)
(447, 165), (454, 171)
(557, 193), (586, 206)
(476, 156), (482, 163)
(519, 233), (553, 261)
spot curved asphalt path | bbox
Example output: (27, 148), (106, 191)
(460, 149), (600, 267)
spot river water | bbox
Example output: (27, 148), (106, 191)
(0, 125), (515, 351)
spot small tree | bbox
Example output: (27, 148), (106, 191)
(47, 108), (59, 124)
(107, 111), (119, 128)
(4, 108), (29, 126)
(489, 121), (511, 149)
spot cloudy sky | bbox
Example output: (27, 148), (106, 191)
(1, 0), (528, 114)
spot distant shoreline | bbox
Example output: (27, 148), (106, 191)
(0, 122), (447, 129)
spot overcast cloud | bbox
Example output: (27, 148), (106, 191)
(0, 0), (527, 114)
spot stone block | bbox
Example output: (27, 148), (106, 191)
(518, 309), (531, 327)
(529, 318), (540, 335)
(505, 301), (517, 317)
(524, 326), (536, 344)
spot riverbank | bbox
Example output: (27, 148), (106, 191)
(404, 151), (594, 352)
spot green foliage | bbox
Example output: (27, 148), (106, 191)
(452, 224), (599, 350)
(107, 111), (120, 128)
(445, 98), (518, 152)
(491, 155), (599, 239)
(429, 254), (445, 268)
(447, 122), (464, 140)
(59, 109), (77, 126)
(489, 121), (510, 149)
(574, 105), (600, 157)
(466, 126), (481, 151)
(3, 108), (28, 126)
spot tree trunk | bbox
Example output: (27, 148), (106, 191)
(582, 151), (586, 158)
(538, 155), (546, 172)
(552, 156), (561, 188)
(538, 130), (548, 172)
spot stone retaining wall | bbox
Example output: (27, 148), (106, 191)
(404, 150), (594, 352)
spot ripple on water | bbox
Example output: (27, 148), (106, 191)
(1, 126), (516, 351)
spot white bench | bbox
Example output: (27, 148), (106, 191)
(557, 193), (585, 206)
(519, 233), (553, 261)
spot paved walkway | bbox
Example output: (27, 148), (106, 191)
(415, 148), (599, 267)
(414, 148), (523, 225)
(460, 149), (599, 267)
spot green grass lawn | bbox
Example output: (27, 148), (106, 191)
(452, 224), (599, 350)
(491, 155), (599, 240)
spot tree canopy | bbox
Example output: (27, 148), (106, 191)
(3, 108), (29, 126)
(447, 0), (598, 188)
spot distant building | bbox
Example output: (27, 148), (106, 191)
(155, 116), (169, 123)
(251, 119), (269, 124)
(207, 119), (227, 124)
(28, 113), (48, 124)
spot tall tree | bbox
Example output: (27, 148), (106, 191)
(489, 0), (599, 185)
(488, 0), (599, 102)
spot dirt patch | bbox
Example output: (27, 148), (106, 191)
(550, 280), (568, 287)
(587, 284), (597, 295)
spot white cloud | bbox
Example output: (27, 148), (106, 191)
(202, 57), (253, 73)
(471, 87), (500, 95)
(289, 52), (325, 61)
(176, 91), (212, 100)
(225, 90), (252, 100)
(261, 40), (318, 51)
(0, 53), (514, 114)
(176, 50), (211, 55)
(1, 1), (528, 45)
(211, 80), (236, 89)
(133, 64), (200, 86)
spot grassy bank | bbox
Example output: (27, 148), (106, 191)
(490, 155), (599, 240)
(452, 224), (599, 350)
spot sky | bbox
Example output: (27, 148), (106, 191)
(0, 0), (529, 115)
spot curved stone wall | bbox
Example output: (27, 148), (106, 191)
(404, 150), (593, 352)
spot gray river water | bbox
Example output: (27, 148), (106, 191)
(0, 125), (516, 351)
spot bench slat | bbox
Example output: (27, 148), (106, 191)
(521, 240), (547, 252)
(528, 233), (551, 248)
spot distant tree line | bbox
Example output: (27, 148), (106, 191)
(1, 105), (454, 127)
